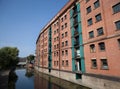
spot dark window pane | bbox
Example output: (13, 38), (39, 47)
(89, 31), (94, 38)
(95, 13), (102, 22)
(99, 42), (105, 51)
(97, 27), (104, 36)
(115, 20), (120, 30)
(87, 18), (93, 26)
(112, 3), (120, 14)
(101, 59), (108, 69)
(65, 41), (68, 46)
(90, 44), (95, 52)
(86, 6), (91, 14)
(94, 0), (100, 9)
(91, 59), (97, 68)
(118, 39), (120, 48)
(66, 60), (69, 66)
(65, 32), (68, 37)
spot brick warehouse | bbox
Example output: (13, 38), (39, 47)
(35, 0), (120, 89)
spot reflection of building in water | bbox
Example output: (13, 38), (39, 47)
(34, 72), (90, 89)
(35, 0), (120, 89)
(17, 57), (27, 67)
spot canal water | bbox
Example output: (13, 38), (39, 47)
(10, 69), (90, 89)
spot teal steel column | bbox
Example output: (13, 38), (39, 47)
(48, 27), (52, 70)
(70, 9), (75, 71)
(77, 3), (85, 73)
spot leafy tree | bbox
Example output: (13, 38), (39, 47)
(0, 47), (19, 69)
(27, 54), (35, 63)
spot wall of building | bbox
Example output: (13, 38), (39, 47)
(81, 0), (120, 77)
(35, 0), (120, 88)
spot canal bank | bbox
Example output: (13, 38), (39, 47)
(0, 70), (9, 89)
(35, 69), (91, 89)
(35, 67), (120, 89)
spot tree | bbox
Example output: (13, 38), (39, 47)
(0, 47), (19, 69)
(27, 54), (35, 64)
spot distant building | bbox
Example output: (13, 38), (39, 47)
(17, 57), (27, 67)
(35, 0), (120, 89)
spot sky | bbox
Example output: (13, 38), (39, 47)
(0, 0), (69, 57)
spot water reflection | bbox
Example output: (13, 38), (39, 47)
(34, 71), (90, 89)
(8, 69), (18, 89)
(25, 68), (34, 78)
(15, 69), (34, 89)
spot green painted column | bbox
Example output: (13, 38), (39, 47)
(48, 27), (52, 70)
(77, 3), (85, 73)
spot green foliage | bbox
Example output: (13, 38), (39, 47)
(0, 47), (19, 69)
(27, 54), (35, 63)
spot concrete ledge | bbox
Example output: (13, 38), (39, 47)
(35, 67), (120, 89)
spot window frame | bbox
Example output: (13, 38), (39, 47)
(97, 27), (104, 36)
(66, 60), (69, 66)
(112, 3), (120, 14)
(115, 20), (120, 30)
(94, 0), (100, 9)
(91, 59), (97, 69)
(98, 42), (105, 51)
(90, 44), (95, 53)
(117, 39), (120, 48)
(95, 13), (102, 22)
(89, 31), (94, 38)
(87, 18), (93, 26)
(101, 59), (109, 70)
(86, 6), (92, 14)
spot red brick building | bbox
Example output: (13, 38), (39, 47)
(81, 0), (120, 77)
(35, 0), (120, 88)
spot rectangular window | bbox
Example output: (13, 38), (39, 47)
(118, 39), (120, 48)
(61, 25), (64, 30)
(86, 6), (91, 14)
(87, 18), (93, 26)
(62, 60), (64, 66)
(66, 60), (68, 66)
(112, 3), (120, 14)
(94, 0), (100, 9)
(65, 50), (68, 55)
(97, 27), (104, 36)
(54, 38), (56, 42)
(89, 31), (94, 38)
(90, 44), (95, 52)
(57, 36), (59, 41)
(64, 15), (67, 20)
(65, 32), (68, 37)
(62, 51), (64, 56)
(54, 30), (56, 35)
(95, 13), (102, 22)
(91, 59), (97, 68)
(99, 42), (105, 51)
(62, 33), (64, 38)
(65, 23), (67, 28)
(101, 59), (108, 69)
(65, 41), (68, 46)
(57, 52), (59, 56)
(115, 20), (120, 30)
(62, 42), (64, 47)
